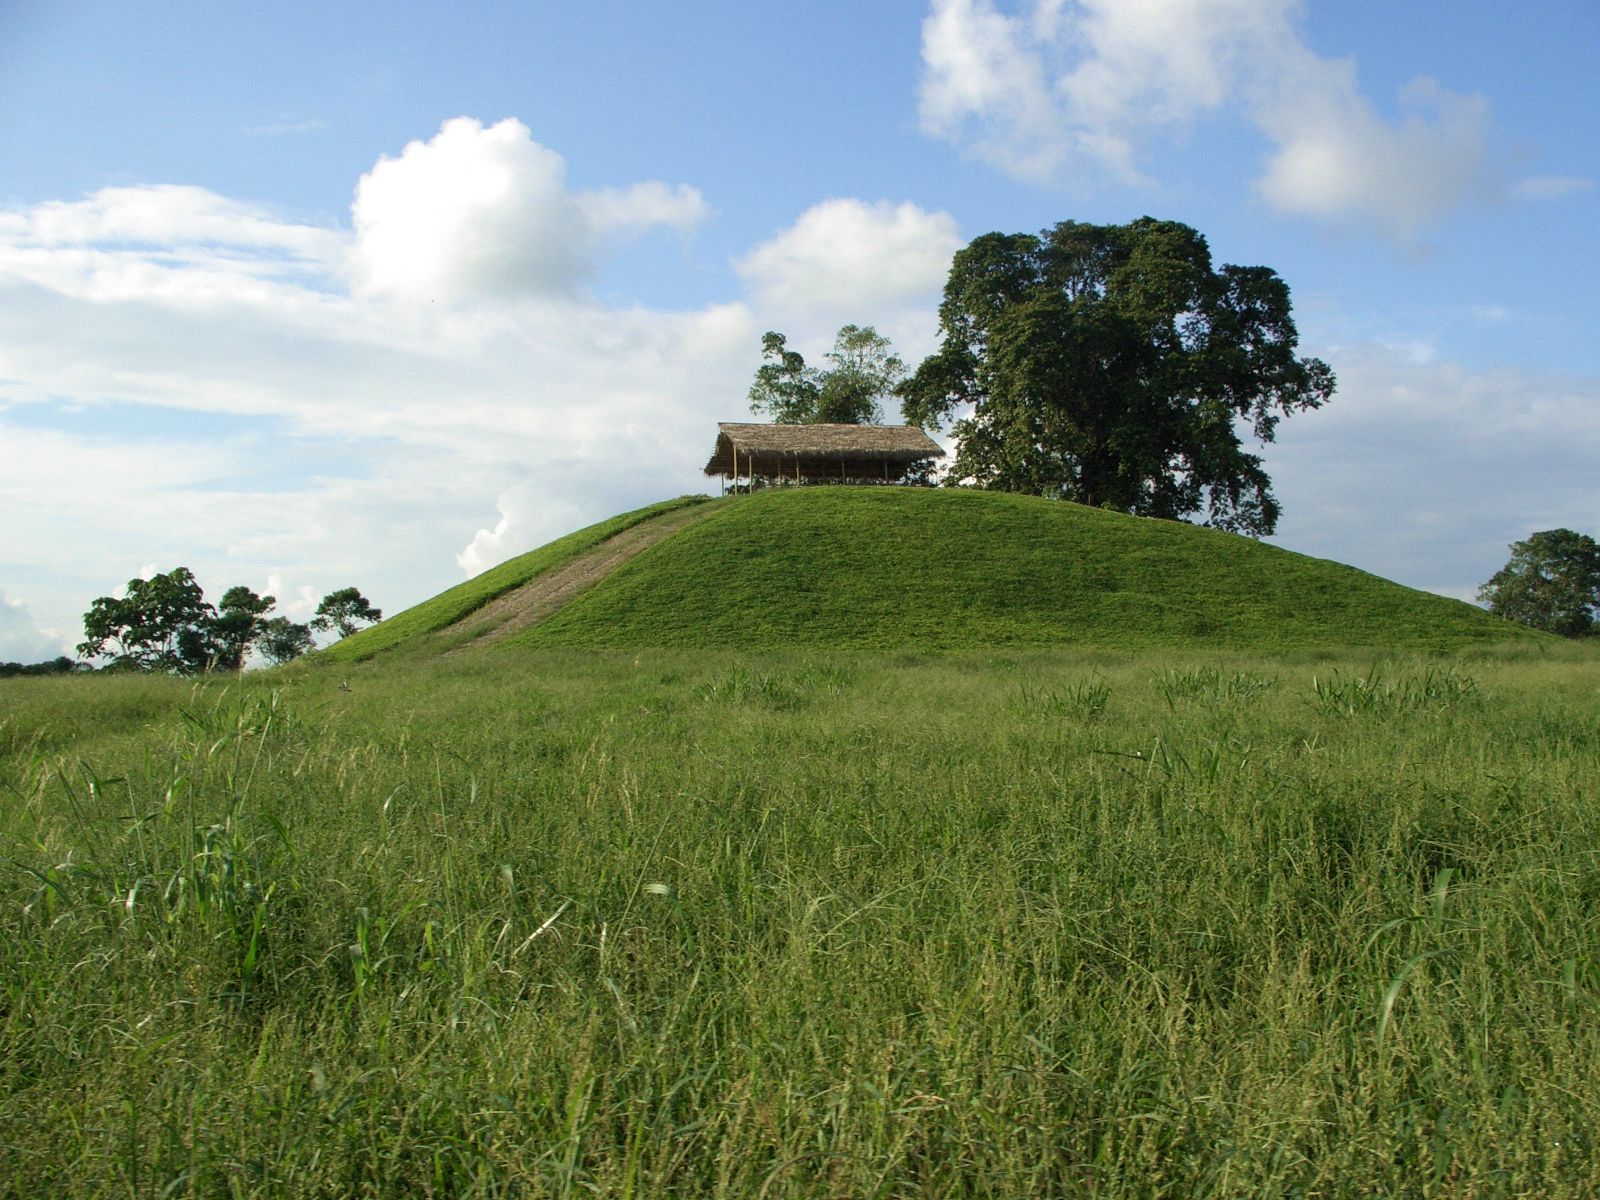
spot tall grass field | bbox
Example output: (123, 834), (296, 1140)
(4, 645), (1599, 1195)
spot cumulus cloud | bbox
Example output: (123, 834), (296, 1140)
(457, 482), (590, 576)
(0, 119), (762, 645)
(919, 0), (1075, 180)
(350, 117), (593, 303)
(736, 198), (962, 324)
(1254, 70), (1490, 240)
(731, 198), (962, 371)
(349, 117), (707, 305)
(918, 0), (1504, 239)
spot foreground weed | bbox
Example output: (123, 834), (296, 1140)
(1156, 665), (1274, 708)
(4, 649), (1599, 1197)
(692, 663), (850, 710)
(1010, 676), (1111, 720)
(1312, 665), (1480, 716)
(7, 689), (298, 1003)
(1096, 730), (1254, 784)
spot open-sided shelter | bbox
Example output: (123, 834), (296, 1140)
(704, 422), (944, 489)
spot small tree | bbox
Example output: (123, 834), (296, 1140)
(256, 616), (316, 665)
(748, 332), (821, 424)
(209, 586), (276, 671)
(311, 588), (382, 639)
(1478, 529), (1600, 636)
(749, 325), (906, 425)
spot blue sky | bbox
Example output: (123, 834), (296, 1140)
(2, 0), (1596, 659)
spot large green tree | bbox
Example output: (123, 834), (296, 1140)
(749, 325), (906, 425)
(900, 218), (1335, 535)
(78, 568), (216, 673)
(1478, 528), (1600, 636)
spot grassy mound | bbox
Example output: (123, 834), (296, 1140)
(513, 487), (1530, 651)
(321, 495), (711, 662)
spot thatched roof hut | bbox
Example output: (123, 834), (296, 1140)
(704, 422), (944, 485)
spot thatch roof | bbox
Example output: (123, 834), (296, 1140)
(704, 422), (944, 480)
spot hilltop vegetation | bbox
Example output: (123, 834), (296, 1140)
(3, 646), (1599, 1194)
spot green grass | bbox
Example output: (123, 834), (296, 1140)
(514, 488), (1535, 651)
(320, 494), (712, 663)
(4, 644), (1600, 1195)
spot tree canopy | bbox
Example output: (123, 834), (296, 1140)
(257, 616), (317, 665)
(1478, 528), (1600, 636)
(749, 325), (907, 425)
(899, 217), (1335, 536)
(311, 587), (382, 639)
(209, 586), (276, 672)
(78, 568), (217, 673)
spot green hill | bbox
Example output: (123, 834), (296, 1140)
(333, 487), (1533, 658)
(321, 495), (712, 662)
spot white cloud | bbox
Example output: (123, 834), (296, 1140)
(732, 198), (961, 370)
(920, 0), (1074, 180)
(0, 120), (776, 646)
(349, 117), (595, 303)
(1254, 71), (1490, 241)
(244, 118), (329, 137)
(457, 482), (589, 576)
(0, 183), (336, 254)
(918, 0), (1500, 239)
(264, 574), (319, 622)
(585, 181), (709, 237)
(348, 117), (708, 306)
(736, 198), (961, 322)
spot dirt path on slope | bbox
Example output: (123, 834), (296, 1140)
(441, 502), (718, 650)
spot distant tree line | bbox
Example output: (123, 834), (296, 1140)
(0, 656), (81, 678)
(75, 568), (381, 673)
